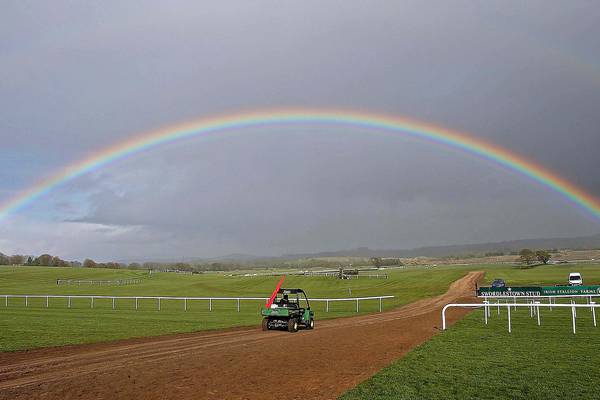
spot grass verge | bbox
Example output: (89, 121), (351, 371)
(340, 297), (600, 400)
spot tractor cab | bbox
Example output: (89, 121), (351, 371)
(261, 288), (314, 332)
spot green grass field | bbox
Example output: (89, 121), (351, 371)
(1, 262), (598, 366)
(0, 264), (473, 351)
(341, 263), (600, 400)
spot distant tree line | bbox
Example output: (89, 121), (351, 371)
(0, 252), (81, 267)
(369, 257), (404, 268)
(0, 253), (26, 265)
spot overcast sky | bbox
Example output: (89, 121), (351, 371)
(1, 1), (600, 261)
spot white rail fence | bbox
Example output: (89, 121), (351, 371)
(0, 294), (394, 313)
(442, 301), (598, 334)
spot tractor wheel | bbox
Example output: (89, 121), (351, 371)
(262, 317), (270, 331)
(307, 318), (315, 330)
(288, 318), (299, 333)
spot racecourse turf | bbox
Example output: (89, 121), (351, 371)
(0, 264), (471, 351)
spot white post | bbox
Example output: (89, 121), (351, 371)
(158, 298), (161, 311)
(68, 296), (71, 308)
(112, 297), (115, 310)
(209, 298), (212, 311)
(379, 297), (382, 312)
(326, 300), (329, 312)
(237, 298), (240, 312)
(571, 304), (576, 334)
(46, 296), (49, 308)
(549, 297), (552, 311)
(184, 298), (187, 311)
(91, 297), (94, 308)
(572, 300), (577, 318)
(5, 295), (7, 307)
(136, 297), (138, 310)
(442, 305), (447, 330)
(25, 296), (28, 307)
(507, 304), (511, 333)
(592, 303), (597, 327)
(497, 300), (500, 316)
(513, 296), (516, 310)
(484, 301), (488, 325)
(530, 301), (533, 318)
(536, 301), (541, 326)
(356, 298), (359, 313)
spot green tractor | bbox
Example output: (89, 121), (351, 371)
(261, 288), (315, 332)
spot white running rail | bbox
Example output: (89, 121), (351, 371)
(442, 302), (598, 334)
(0, 294), (394, 313)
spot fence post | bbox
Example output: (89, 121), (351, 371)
(529, 301), (533, 318)
(571, 304), (576, 334)
(158, 298), (161, 311)
(326, 300), (329, 312)
(91, 296), (94, 308)
(237, 298), (240, 312)
(535, 301), (541, 326)
(209, 298), (212, 311)
(68, 296), (71, 308)
(25, 296), (28, 307)
(5, 295), (7, 307)
(497, 300), (500, 316)
(379, 297), (382, 312)
(356, 299), (359, 313)
(112, 297), (115, 310)
(484, 301), (488, 325)
(507, 304), (511, 333)
(184, 298), (187, 311)
(46, 296), (49, 308)
(592, 303), (597, 327)
(136, 297), (138, 310)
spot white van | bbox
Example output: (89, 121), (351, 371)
(568, 272), (583, 286)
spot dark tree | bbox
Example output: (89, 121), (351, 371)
(518, 249), (535, 265)
(535, 250), (551, 265)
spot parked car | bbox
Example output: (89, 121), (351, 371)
(568, 272), (583, 286)
(491, 279), (506, 288)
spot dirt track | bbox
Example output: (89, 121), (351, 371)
(0, 271), (482, 400)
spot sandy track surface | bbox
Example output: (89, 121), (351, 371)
(0, 271), (483, 400)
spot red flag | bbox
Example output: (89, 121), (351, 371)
(265, 275), (286, 308)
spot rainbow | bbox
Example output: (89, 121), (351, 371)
(1, 108), (600, 222)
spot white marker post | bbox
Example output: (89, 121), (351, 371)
(572, 304), (576, 334)
(484, 301), (488, 325)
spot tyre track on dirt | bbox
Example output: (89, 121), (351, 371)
(0, 271), (482, 400)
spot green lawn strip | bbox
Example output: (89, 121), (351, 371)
(340, 297), (600, 400)
(1, 263), (598, 352)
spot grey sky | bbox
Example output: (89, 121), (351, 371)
(1, 1), (599, 260)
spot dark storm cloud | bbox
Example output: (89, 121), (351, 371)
(1, 1), (600, 259)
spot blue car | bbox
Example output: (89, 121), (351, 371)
(491, 279), (506, 288)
